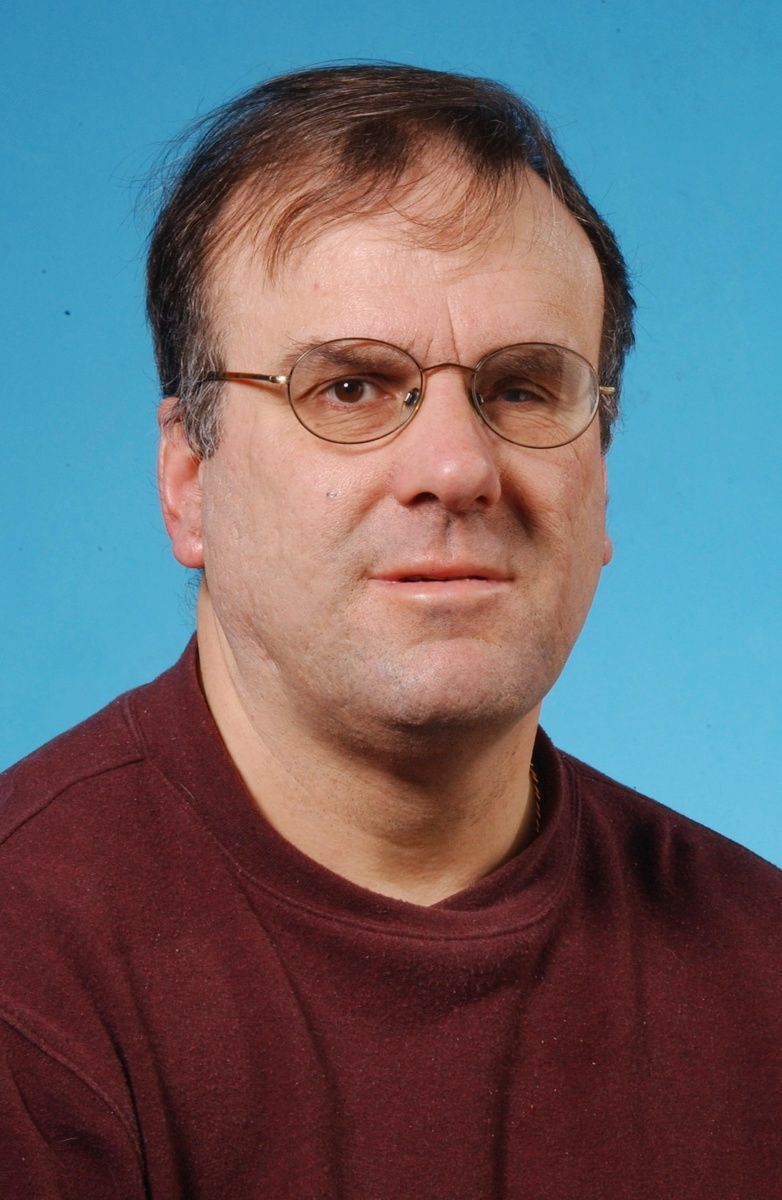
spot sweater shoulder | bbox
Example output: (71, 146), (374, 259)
(560, 748), (782, 918)
(0, 686), (148, 848)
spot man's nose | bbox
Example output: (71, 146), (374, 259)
(389, 370), (503, 512)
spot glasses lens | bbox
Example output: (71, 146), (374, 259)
(289, 340), (421, 443)
(474, 344), (599, 448)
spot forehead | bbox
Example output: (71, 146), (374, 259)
(208, 170), (604, 364)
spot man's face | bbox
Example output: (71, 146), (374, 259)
(169, 170), (610, 748)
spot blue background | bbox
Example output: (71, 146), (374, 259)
(2, 1), (780, 865)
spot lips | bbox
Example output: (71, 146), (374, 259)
(373, 565), (511, 583)
(401, 574), (490, 582)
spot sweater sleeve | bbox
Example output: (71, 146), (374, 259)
(0, 1018), (146, 1200)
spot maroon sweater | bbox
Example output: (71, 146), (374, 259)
(0, 642), (779, 1199)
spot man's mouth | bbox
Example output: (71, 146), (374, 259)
(374, 564), (510, 584)
(369, 565), (512, 599)
(400, 574), (490, 583)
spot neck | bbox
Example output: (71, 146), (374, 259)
(196, 590), (541, 906)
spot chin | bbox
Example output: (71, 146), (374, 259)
(358, 641), (554, 738)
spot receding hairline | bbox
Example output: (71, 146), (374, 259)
(199, 149), (604, 365)
(204, 135), (526, 280)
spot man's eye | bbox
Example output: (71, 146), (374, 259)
(501, 388), (537, 405)
(487, 378), (556, 406)
(323, 377), (377, 404)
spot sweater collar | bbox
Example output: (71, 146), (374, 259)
(130, 637), (581, 937)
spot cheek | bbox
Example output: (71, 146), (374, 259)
(200, 431), (282, 588)
(201, 428), (378, 594)
(522, 442), (608, 579)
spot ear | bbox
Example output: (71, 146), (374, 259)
(601, 457), (613, 566)
(157, 398), (205, 568)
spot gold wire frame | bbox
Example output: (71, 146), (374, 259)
(201, 339), (615, 449)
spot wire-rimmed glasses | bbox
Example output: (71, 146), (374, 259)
(202, 338), (614, 449)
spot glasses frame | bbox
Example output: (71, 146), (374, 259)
(200, 338), (616, 450)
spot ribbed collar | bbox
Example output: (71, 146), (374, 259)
(128, 638), (581, 939)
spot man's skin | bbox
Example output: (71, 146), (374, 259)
(158, 163), (611, 905)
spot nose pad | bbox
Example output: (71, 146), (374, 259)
(468, 383), (489, 427)
(403, 388), (420, 409)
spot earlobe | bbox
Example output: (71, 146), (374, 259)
(157, 398), (205, 568)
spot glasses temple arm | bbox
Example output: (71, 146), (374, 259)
(199, 371), (289, 385)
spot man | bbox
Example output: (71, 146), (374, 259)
(0, 64), (778, 1199)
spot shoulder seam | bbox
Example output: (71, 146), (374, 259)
(0, 999), (143, 1164)
(0, 738), (145, 850)
(559, 748), (782, 873)
(558, 749), (656, 802)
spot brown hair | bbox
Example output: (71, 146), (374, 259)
(147, 63), (634, 454)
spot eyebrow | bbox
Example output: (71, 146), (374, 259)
(276, 338), (413, 374)
(272, 337), (570, 377)
(274, 338), (323, 374)
(498, 345), (566, 373)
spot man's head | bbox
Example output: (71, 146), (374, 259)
(152, 65), (634, 751)
(147, 63), (633, 457)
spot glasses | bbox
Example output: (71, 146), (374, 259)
(202, 339), (615, 449)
